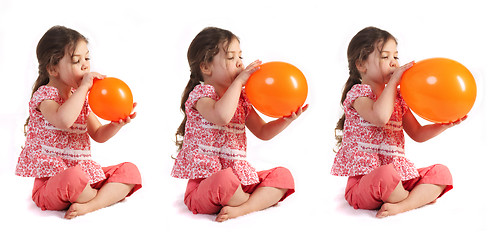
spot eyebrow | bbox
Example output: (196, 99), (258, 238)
(72, 50), (90, 57)
(380, 50), (398, 55)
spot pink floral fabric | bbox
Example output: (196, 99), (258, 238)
(331, 84), (419, 181)
(171, 84), (259, 185)
(16, 86), (105, 184)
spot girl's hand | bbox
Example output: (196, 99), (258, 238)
(80, 72), (106, 90)
(440, 115), (467, 128)
(283, 104), (309, 122)
(389, 61), (414, 86)
(87, 102), (137, 143)
(246, 104), (308, 140)
(110, 102), (137, 126)
(235, 60), (262, 86)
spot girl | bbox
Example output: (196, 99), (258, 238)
(16, 26), (142, 219)
(172, 27), (308, 222)
(332, 27), (465, 218)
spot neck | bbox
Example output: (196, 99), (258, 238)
(203, 79), (227, 98)
(362, 79), (385, 98)
(47, 78), (71, 100)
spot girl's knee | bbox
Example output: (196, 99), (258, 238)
(116, 162), (142, 181)
(185, 169), (240, 214)
(369, 164), (400, 186)
(119, 162), (140, 174)
(58, 165), (89, 188)
(270, 167), (294, 182)
(266, 167), (295, 200)
(430, 164), (451, 176)
(423, 164), (453, 187)
(347, 165), (401, 209)
(212, 168), (238, 183)
(33, 166), (89, 210)
(273, 166), (292, 175)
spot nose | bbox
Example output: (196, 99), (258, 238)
(81, 59), (89, 71)
(237, 58), (244, 69)
(389, 58), (398, 68)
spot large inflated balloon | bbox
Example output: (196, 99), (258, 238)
(400, 58), (476, 123)
(88, 77), (133, 122)
(245, 61), (308, 118)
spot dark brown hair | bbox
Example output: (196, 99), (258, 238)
(334, 27), (396, 149)
(175, 27), (238, 151)
(24, 26), (88, 135)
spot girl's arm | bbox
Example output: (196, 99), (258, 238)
(195, 80), (244, 126)
(246, 105), (308, 140)
(87, 103), (137, 143)
(353, 62), (414, 127)
(403, 110), (466, 143)
(196, 60), (261, 126)
(39, 72), (103, 129)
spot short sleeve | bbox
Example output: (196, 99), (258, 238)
(30, 86), (60, 112)
(343, 84), (374, 110)
(186, 84), (218, 112)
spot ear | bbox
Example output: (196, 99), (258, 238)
(200, 62), (212, 77)
(46, 64), (58, 77)
(355, 59), (367, 74)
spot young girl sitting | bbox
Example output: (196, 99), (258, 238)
(332, 26), (465, 218)
(172, 27), (308, 222)
(16, 26), (142, 219)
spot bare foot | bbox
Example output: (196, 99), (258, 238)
(215, 206), (247, 222)
(376, 203), (404, 218)
(64, 203), (93, 219)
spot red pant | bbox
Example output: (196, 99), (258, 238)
(184, 167), (295, 214)
(32, 162), (142, 211)
(345, 164), (453, 210)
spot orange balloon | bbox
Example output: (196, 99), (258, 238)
(88, 77), (133, 122)
(245, 61), (308, 118)
(400, 58), (476, 123)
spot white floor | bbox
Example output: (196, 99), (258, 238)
(1, 1), (490, 239)
(2, 135), (489, 239)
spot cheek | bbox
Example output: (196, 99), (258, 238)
(72, 65), (84, 73)
(377, 61), (389, 72)
(220, 63), (234, 75)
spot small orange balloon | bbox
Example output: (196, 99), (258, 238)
(245, 61), (308, 118)
(400, 58), (476, 123)
(88, 77), (133, 122)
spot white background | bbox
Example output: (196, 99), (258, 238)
(1, 0), (489, 239)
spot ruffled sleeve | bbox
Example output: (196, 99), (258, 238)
(343, 84), (375, 110)
(30, 86), (61, 112)
(186, 84), (218, 112)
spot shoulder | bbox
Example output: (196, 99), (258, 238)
(347, 84), (373, 98)
(33, 85), (59, 98)
(186, 84), (218, 108)
(30, 85), (60, 108)
(344, 84), (374, 107)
